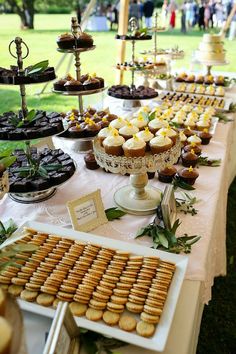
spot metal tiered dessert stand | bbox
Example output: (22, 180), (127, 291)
(111, 17), (158, 110)
(0, 38), (75, 203)
(93, 138), (181, 215)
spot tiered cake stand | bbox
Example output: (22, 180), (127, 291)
(93, 138), (181, 215)
(0, 37), (75, 203)
(110, 17), (158, 110)
(53, 17), (106, 152)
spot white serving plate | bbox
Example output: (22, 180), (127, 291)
(2, 221), (188, 352)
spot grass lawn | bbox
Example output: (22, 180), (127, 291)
(0, 13), (236, 353)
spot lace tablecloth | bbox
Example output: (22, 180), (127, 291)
(0, 114), (235, 304)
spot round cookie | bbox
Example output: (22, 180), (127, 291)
(136, 320), (155, 337)
(140, 312), (160, 324)
(86, 308), (103, 321)
(36, 293), (55, 306)
(103, 311), (120, 326)
(69, 302), (88, 316)
(8, 284), (24, 297)
(20, 289), (38, 302)
(126, 301), (143, 313)
(119, 315), (137, 332)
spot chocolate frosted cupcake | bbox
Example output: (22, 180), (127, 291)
(181, 149), (198, 167)
(57, 33), (75, 49)
(53, 73), (73, 91)
(84, 119), (100, 137)
(75, 32), (94, 48)
(158, 166), (177, 183)
(198, 129), (212, 145)
(183, 143), (202, 156)
(177, 166), (199, 185)
(68, 123), (85, 138)
(64, 79), (83, 91)
(84, 151), (100, 170)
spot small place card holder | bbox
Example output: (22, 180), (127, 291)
(161, 185), (177, 230)
(43, 302), (80, 354)
(67, 189), (108, 232)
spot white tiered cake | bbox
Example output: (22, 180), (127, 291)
(196, 33), (226, 63)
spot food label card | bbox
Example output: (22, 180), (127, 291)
(67, 189), (108, 232)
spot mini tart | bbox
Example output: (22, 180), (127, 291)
(184, 143), (202, 156)
(187, 134), (202, 145)
(57, 33), (74, 49)
(119, 123), (139, 140)
(130, 116), (147, 130)
(149, 134), (173, 154)
(177, 166), (199, 185)
(98, 127), (117, 145)
(64, 79), (83, 91)
(103, 133), (125, 156)
(110, 118), (127, 129)
(122, 135), (146, 157)
(75, 32), (94, 48)
(181, 149), (198, 167)
(198, 129), (212, 145)
(158, 166), (177, 183)
(148, 118), (168, 134)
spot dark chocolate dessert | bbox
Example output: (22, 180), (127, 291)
(158, 166), (177, 183)
(83, 77), (100, 90)
(64, 79), (83, 91)
(177, 166), (199, 185)
(181, 149), (198, 167)
(84, 150), (100, 170)
(9, 147), (75, 193)
(183, 143), (202, 156)
(108, 85), (158, 99)
(57, 33), (75, 49)
(53, 74), (73, 91)
(0, 65), (56, 85)
(198, 129), (212, 145)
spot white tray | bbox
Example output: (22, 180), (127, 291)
(2, 221), (188, 352)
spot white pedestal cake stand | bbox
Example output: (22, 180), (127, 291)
(93, 138), (181, 215)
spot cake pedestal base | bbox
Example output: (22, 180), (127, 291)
(9, 188), (56, 204)
(122, 99), (141, 111)
(114, 173), (162, 215)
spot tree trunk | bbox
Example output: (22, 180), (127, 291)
(24, 0), (35, 29)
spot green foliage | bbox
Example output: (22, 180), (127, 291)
(0, 219), (17, 245)
(105, 207), (126, 221)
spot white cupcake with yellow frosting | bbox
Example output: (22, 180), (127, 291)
(123, 134), (146, 157)
(103, 131), (125, 156)
(110, 117), (127, 129)
(187, 134), (202, 145)
(149, 131), (173, 154)
(130, 115), (148, 130)
(119, 122), (139, 140)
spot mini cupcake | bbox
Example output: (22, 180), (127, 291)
(179, 131), (187, 145)
(68, 123), (85, 138)
(110, 117), (127, 129)
(187, 111), (199, 122)
(185, 74), (195, 83)
(195, 75), (204, 84)
(98, 126), (117, 145)
(149, 132), (173, 154)
(98, 117), (109, 129)
(75, 32), (94, 48)
(156, 126), (178, 144)
(158, 165), (177, 183)
(196, 119), (211, 131)
(176, 72), (187, 82)
(57, 33), (74, 49)
(104, 113), (118, 122)
(84, 150), (100, 170)
(122, 134), (146, 157)
(215, 86), (225, 97)
(103, 131), (125, 156)
(148, 117), (168, 134)
(204, 107), (215, 116)
(53, 73), (73, 91)
(198, 128), (212, 145)
(187, 134), (202, 145)
(184, 142), (202, 156)
(119, 122), (139, 140)
(130, 115), (147, 130)
(171, 115), (184, 126)
(184, 118), (195, 130)
(64, 79), (83, 91)
(177, 166), (199, 185)
(181, 149), (198, 167)
(195, 85), (205, 94)
(136, 127), (154, 150)
(204, 75), (214, 84)
(214, 75), (224, 86)
(193, 106), (204, 115)
(205, 85), (215, 96)
(182, 104), (193, 113)
(84, 119), (100, 137)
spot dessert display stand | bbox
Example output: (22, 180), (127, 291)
(93, 137), (181, 215)
(0, 38), (74, 204)
(53, 17), (106, 152)
(111, 17), (158, 111)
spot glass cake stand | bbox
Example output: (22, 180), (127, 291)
(93, 138), (181, 215)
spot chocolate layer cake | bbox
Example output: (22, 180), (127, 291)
(0, 110), (64, 140)
(8, 147), (76, 193)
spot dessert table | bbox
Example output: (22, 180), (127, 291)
(1, 84), (236, 354)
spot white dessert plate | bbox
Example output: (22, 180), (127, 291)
(1, 221), (188, 352)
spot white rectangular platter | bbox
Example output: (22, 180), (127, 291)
(2, 221), (188, 352)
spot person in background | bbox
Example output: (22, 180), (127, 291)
(76, 2), (81, 24)
(138, 0), (144, 27)
(209, 0), (215, 28)
(129, 0), (140, 20)
(180, 1), (187, 33)
(185, 0), (191, 27)
(161, 0), (169, 25)
(106, 4), (115, 30)
(204, 2), (211, 29)
(215, 1), (224, 28)
(198, 1), (205, 29)
(193, 0), (199, 27)
(229, 4), (236, 40)
(143, 0), (155, 28)
(169, 0), (177, 29)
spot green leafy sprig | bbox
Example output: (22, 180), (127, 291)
(0, 149), (16, 170)
(136, 218), (201, 254)
(229, 103), (236, 113)
(215, 112), (233, 123)
(172, 175), (195, 191)
(176, 193), (199, 215)
(105, 207), (126, 221)
(197, 156), (221, 167)
(0, 243), (38, 271)
(9, 109), (37, 128)
(80, 328), (126, 354)
(25, 60), (49, 76)
(0, 219), (17, 245)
